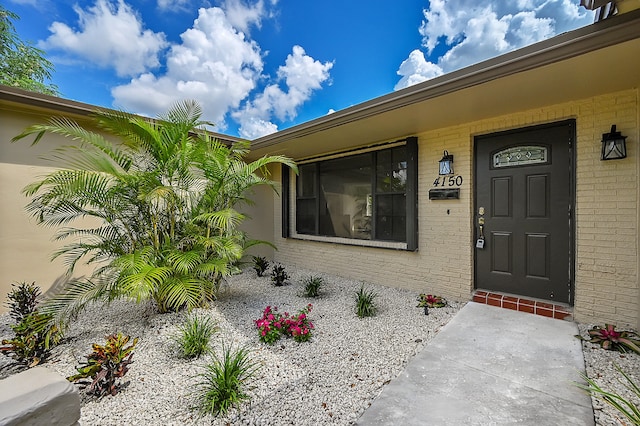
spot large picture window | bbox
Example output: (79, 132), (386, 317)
(288, 137), (417, 250)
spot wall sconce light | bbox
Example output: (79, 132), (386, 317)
(601, 125), (627, 160)
(439, 150), (454, 175)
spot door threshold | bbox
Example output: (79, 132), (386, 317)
(472, 290), (573, 321)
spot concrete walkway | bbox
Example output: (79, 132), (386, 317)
(357, 302), (594, 425)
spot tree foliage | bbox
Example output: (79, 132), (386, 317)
(0, 6), (59, 95)
(13, 100), (296, 323)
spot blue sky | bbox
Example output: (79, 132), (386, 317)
(7, 0), (595, 139)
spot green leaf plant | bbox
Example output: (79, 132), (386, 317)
(301, 275), (324, 298)
(578, 364), (640, 426)
(67, 332), (138, 398)
(271, 264), (289, 286)
(175, 314), (218, 359)
(12, 100), (297, 327)
(5, 281), (40, 323)
(252, 256), (269, 277)
(355, 284), (378, 318)
(0, 282), (61, 367)
(195, 342), (260, 416)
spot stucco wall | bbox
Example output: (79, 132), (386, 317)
(0, 108), (98, 310)
(271, 89), (639, 329)
(237, 182), (276, 261)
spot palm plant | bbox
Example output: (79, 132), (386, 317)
(12, 100), (296, 323)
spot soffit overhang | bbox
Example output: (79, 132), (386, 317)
(249, 9), (640, 161)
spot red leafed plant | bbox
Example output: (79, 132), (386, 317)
(578, 324), (640, 355)
(67, 333), (138, 397)
(416, 294), (447, 308)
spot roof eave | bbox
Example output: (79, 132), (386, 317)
(0, 85), (246, 145)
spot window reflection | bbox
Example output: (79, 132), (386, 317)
(295, 145), (408, 243)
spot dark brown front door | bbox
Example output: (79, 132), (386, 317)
(474, 120), (574, 304)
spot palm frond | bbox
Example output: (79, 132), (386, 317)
(38, 275), (114, 329)
(166, 249), (204, 275)
(117, 265), (173, 304)
(158, 275), (211, 311)
(192, 208), (245, 233)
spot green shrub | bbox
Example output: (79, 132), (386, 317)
(578, 364), (640, 425)
(0, 282), (61, 367)
(176, 314), (217, 358)
(196, 343), (260, 416)
(67, 333), (138, 397)
(0, 311), (60, 367)
(252, 256), (270, 277)
(355, 284), (378, 318)
(301, 275), (324, 298)
(271, 264), (289, 286)
(5, 282), (40, 323)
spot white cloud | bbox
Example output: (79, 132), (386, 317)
(394, 50), (443, 91)
(157, 0), (190, 11)
(233, 45), (333, 139)
(112, 6), (264, 130)
(395, 0), (595, 90)
(40, 0), (167, 77)
(222, 0), (265, 33)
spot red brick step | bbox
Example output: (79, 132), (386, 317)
(472, 290), (572, 320)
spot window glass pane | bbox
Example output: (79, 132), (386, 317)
(377, 146), (407, 193)
(318, 154), (372, 240)
(297, 164), (316, 196)
(375, 194), (406, 242)
(296, 199), (316, 234)
(293, 141), (413, 244)
(493, 145), (548, 168)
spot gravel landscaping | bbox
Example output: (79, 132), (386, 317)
(1, 265), (638, 425)
(577, 324), (640, 426)
(0, 265), (461, 425)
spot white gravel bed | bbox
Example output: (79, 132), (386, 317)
(576, 324), (640, 426)
(0, 265), (462, 425)
(2, 266), (639, 425)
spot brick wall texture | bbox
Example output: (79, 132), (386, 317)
(268, 89), (639, 329)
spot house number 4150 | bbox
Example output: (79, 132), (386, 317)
(433, 175), (463, 187)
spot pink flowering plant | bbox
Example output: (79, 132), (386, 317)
(255, 304), (314, 344)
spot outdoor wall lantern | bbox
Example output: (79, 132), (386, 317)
(601, 125), (627, 161)
(439, 150), (454, 175)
